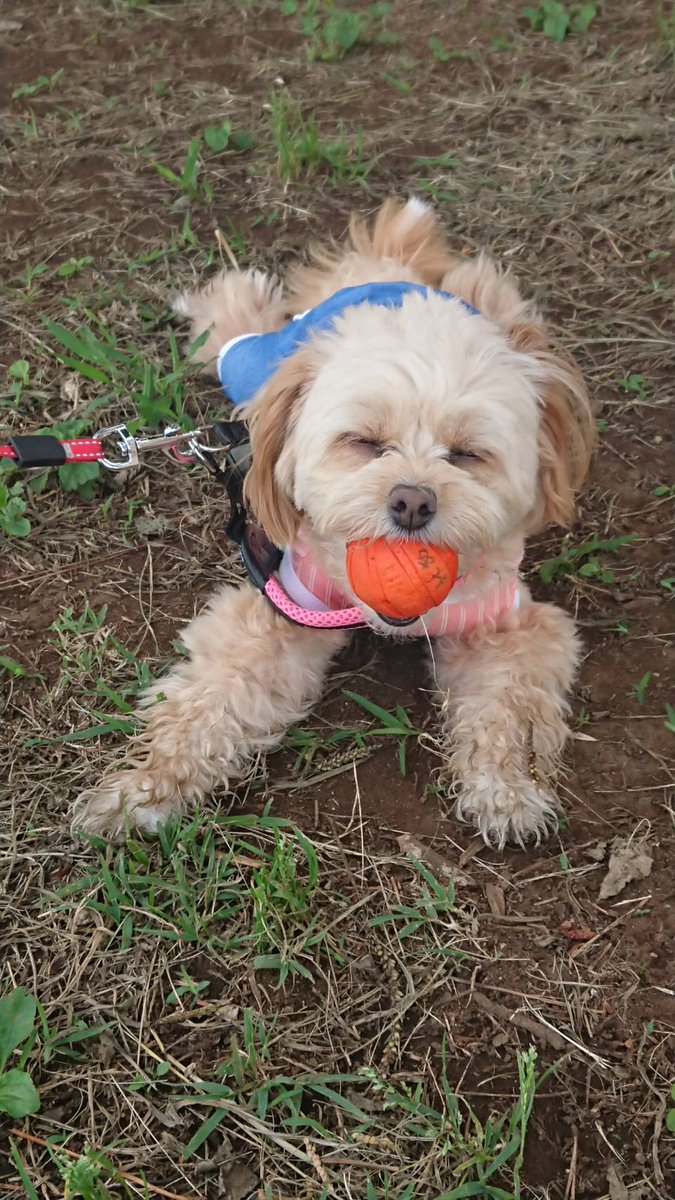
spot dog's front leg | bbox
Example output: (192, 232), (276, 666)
(432, 601), (580, 848)
(73, 585), (347, 841)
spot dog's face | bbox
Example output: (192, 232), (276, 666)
(246, 292), (591, 576)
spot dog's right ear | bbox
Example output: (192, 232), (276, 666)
(244, 349), (315, 547)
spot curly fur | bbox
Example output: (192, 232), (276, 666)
(75, 198), (594, 847)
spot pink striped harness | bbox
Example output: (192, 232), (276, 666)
(263, 541), (521, 638)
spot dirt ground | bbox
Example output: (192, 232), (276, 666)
(1, 2), (674, 1198)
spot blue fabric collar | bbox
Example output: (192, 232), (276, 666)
(217, 281), (480, 408)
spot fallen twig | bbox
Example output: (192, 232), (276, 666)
(472, 991), (569, 1052)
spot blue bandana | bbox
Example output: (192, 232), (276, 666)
(217, 281), (479, 408)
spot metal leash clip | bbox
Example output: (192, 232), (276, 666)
(93, 423), (231, 471)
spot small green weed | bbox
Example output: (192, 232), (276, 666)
(0, 988), (41, 1118)
(344, 690), (421, 774)
(611, 619), (629, 636)
(618, 372), (649, 397)
(653, 483), (674, 498)
(47, 1145), (128, 1200)
(152, 136), (211, 205)
(664, 703), (675, 735)
(629, 671), (652, 707)
(165, 969), (210, 1007)
(381, 71), (411, 94)
(203, 122), (255, 153)
(56, 256), (94, 278)
(413, 153), (461, 171)
(250, 828), (324, 984)
(6, 358), (31, 405)
(667, 1082), (675, 1132)
(411, 152), (460, 204)
(0, 650), (33, 677)
(656, 2), (675, 54)
(285, 692), (421, 780)
(522, 1), (596, 41)
(294, 0), (390, 61)
(24, 603), (153, 742)
(12, 260), (50, 296)
(12, 69), (64, 100)
(360, 1041), (540, 1197)
(414, 179), (458, 205)
(370, 857), (458, 943)
(305, 6), (366, 61)
(55, 1154), (109, 1200)
(267, 89), (371, 183)
(428, 35), (476, 62)
(0, 476), (31, 538)
(539, 533), (637, 585)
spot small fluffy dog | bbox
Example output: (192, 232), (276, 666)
(75, 198), (594, 846)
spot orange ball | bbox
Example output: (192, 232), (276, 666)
(346, 538), (459, 620)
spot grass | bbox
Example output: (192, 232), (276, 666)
(266, 89), (373, 183)
(11, 69), (64, 101)
(289, 0), (393, 61)
(629, 670), (653, 707)
(655, 1), (675, 53)
(38, 806), (548, 1194)
(537, 533), (638, 585)
(522, 2), (597, 42)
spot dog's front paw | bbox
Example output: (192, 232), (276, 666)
(72, 773), (187, 843)
(454, 774), (559, 849)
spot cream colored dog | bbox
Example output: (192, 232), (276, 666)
(75, 198), (594, 847)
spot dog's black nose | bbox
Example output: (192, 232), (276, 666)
(388, 484), (437, 532)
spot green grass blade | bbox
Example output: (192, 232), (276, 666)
(182, 1107), (228, 1158)
(343, 690), (407, 730)
(9, 1144), (40, 1200)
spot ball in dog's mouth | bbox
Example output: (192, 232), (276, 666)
(346, 537), (459, 621)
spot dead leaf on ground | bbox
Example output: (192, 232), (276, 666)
(135, 513), (173, 537)
(221, 1163), (257, 1200)
(584, 840), (608, 862)
(599, 837), (653, 900)
(485, 883), (506, 916)
(607, 1162), (630, 1200)
(560, 920), (596, 941)
(606, 1162), (649, 1200)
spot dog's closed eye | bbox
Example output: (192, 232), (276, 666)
(340, 434), (388, 458)
(444, 448), (485, 467)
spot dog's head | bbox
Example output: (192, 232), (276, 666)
(244, 281), (594, 575)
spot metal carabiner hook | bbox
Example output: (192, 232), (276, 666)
(93, 424), (140, 471)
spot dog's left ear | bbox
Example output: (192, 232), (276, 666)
(441, 255), (595, 532)
(244, 348), (315, 546)
(511, 322), (595, 530)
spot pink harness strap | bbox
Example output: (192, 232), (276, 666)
(264, 577), (365, 629)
